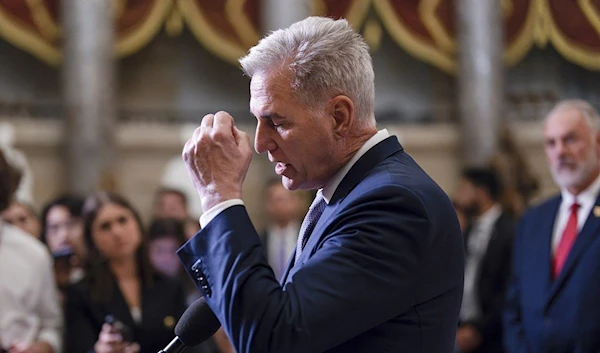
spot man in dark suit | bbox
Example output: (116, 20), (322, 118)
(455, 167), (515, 353)
(178, 16), (464, 353)
(504, 99), (600, 352)
(260, 179), (303, 280)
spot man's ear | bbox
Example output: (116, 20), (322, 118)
(327, 95), (355, 138)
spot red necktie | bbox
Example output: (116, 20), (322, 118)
(553, 202), (580, 279)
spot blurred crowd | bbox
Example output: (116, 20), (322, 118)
(0, 155), (233, 353)
(1, 98), (600, 352)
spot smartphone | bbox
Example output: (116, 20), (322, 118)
(52, 247), (74, 260)
(104, 315), (134, 342)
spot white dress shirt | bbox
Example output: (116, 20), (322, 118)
(552, 173), (600, 254)
(0, 221), (62, 352)
(200, 129), (391, 227)
(460, 204), (502, 322)
(266, 223), (300, 279)
(321, 129), (390, 203)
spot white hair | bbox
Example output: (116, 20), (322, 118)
(239, 16), (375, 127)
(546, 99), (600, 132)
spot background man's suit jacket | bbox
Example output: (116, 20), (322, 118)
(462, 212), (515, 353)
(504, 194), (600, 353)
(179, 136), (465, 353)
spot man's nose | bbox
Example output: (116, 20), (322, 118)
(554, 140), (568, 157)
(254, 122), (276, 154)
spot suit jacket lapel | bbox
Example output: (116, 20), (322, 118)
(280, 249), (296, 284)
(533, 197), (561, 305)
(463, 224), (473, 253)
(289, 137), (403, 272)
(547, 194), (600, 307)
(474, 214), (502, 279)
(107, 277), (137, 330)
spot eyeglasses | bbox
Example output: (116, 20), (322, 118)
(46, 219), (81, 235)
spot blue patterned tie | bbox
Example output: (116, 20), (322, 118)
(295, 190), (327, 263)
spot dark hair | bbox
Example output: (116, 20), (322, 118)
(462, 167), (503, 202)
(148, 218), (186, 245)
(82, 191), (155, 303)
(39, 195), (85, 244)
(0, 150), (22, 212)
(155, 187), (188, 206)
(148, 217), (196, 297)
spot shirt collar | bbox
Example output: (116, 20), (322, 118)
(268, 221), (299, 235)
(474, 204), (502, 228)
(560, 172), (600, 207)
(321, 129), (390, 204)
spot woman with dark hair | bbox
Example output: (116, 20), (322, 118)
(65, 192), (187, 353)
(147, 218), (229, 353)
(147, 218), (187, 279)
(40, 195), (87, 291)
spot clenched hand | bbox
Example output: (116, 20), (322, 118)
(182, 111), (253, 212)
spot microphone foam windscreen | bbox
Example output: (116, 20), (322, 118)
(174, 297), (222, 346)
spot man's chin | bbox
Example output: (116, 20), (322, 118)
(281, 176), (297, 191)
(554, 172), (582, 190)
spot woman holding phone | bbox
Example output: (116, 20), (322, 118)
(65, 192), (187, 353)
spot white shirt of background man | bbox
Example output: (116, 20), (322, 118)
(0, 220), (62, 352)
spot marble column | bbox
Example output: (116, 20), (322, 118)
(456, 0), (504, 166)
(261, 0), (311, 33)
(62, 0), (117, 195)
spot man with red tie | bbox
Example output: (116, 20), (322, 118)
(503, 99), (600, 352)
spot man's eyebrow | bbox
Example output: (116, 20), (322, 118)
(256, 112), (287, 121)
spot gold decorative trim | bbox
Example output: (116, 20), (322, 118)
(345, 0), (373, 30)
(312, 0), (327, 16)
(579, 0), (600, 35)
(310, 0), (370, 29)
(225, 0), (260, 47)
(114, 0), (128, 19)
(25, 0), (60, 41)
(116, 0), (174, 57)
(543, 0), (600, 70)
(501, 0), (515, 18)
(373, 0), (455, 73)
(504, 0), (539, 66)
(165, 5), (184, 37)
(532, 0), (549, 46)
(0, 4), (60, 65)
(419, 0), (455, 53)
(363, 17), (383, 51)
(178, 0), (247, 66)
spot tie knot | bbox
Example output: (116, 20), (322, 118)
(570, 202), (580, 212)
(295, 190), (327, 263)
(310, 190), (326, 211)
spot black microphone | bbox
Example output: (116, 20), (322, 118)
(158, 297), (222, 353)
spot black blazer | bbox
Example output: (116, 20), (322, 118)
(463, 211), (515, 353)
(65, 273), (187, 353)
(259, 230), (270, 255)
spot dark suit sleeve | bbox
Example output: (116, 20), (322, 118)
(64, 284), (101, 353)
(179, 185), (433, 353)
(503, 219), (530, 353)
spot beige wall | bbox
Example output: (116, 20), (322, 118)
(2, 118), (557, 230)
